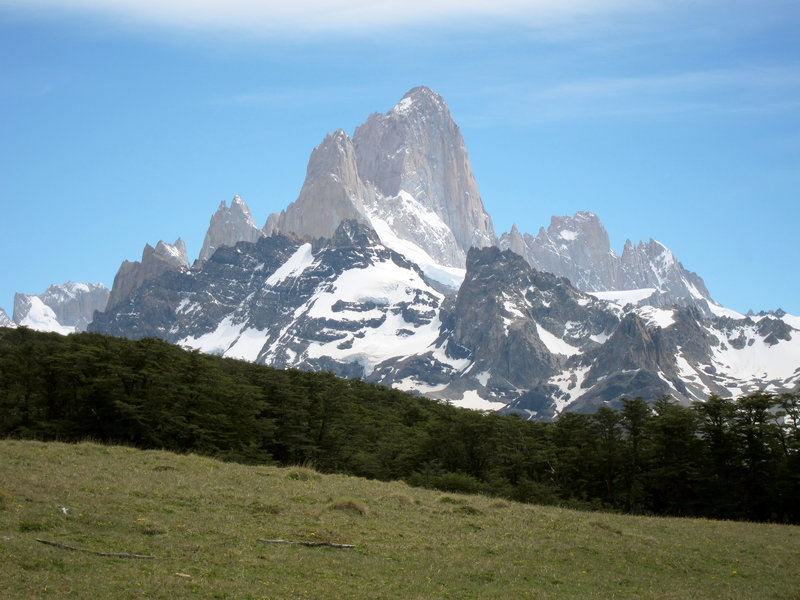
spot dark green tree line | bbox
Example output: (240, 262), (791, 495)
(1, 326), (797, 522)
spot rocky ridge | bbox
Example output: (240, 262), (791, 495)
(88, 223), (800, 417)
(106, 238), (189, 312)
(12, 281), (109, 334)
(499, 211), (720, 315)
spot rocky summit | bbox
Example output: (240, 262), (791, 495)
(265, 86), (496, 285)
(12, 281), (109, 334)
(198, 195), (263, 265)
(13, 86), (800, 418)
(499, 211), (718, 316)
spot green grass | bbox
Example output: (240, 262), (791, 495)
(1, 440), (798, 599)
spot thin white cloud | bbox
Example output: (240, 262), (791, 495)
(458, 65), (800, 125)
(2, 0), (666, 37)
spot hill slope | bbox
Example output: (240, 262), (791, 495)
(1, 440), (798, 599)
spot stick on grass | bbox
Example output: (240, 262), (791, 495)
(36, 538), (155, 559)
(257, 538), (355, 549)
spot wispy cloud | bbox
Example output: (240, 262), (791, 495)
(1, 0), (666, 37)
(213, 84), (377, 108)
(458, 65), (800, 125)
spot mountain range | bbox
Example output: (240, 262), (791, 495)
(6, 87), (799, 417)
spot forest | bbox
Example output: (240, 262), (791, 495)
(1, 326), (798, 523)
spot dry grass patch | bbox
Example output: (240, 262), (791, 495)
(388, 493), (415, 506)
(329, 497), (369, 516)
(0, 486), (13, 510)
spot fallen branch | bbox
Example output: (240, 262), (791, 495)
(257, 538), (355, 549)
(36, 538), (155, 559)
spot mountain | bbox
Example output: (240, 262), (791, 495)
(12, 281), (109, 334)
(0, 308), (15, 328)
(499, 212), (724, 317)
(198, 195), (263, 265)
(21, 86), (799, 418)
(265, 86), (495, 289)
(91, 220), (445, 377)
(106, 238), (189, 311)
(89, 219), (800, 417)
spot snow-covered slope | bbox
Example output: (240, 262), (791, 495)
(12, 281), (109, 333)
(90, 224), (800, 420)
(92, 221), (446, 380)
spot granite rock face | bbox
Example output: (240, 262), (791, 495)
(265, 87), (496, 276)
(12, 281), (109, 333)
(353, 86), (496, 265)
(198, 195), (263, 264)
(500, 212), (716, 315)
(106, 239), (188, 311)
(265, 130), (370, 240)
(0, 308), (13, 328)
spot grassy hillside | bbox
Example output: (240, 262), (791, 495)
(1, 440), (798, 599)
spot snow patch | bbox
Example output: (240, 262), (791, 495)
(226, 327), (268, 362)
(536, 323), (580, 357)
(707, 303), (746, 320)
(180, 316), (240, 356)
(636, 305), (676, 329)
(266, 243), (315, 286)
(589, 288), (657, 306)
(782, 313), (800, 330)
(709, 321), (800, 385)
(365, 191), (465, 289)
(302, 257), (443, 375)
(549, 365), (592, 414)
(17, 297), (74, 335)
(392, 95), (415, 115)
(476, 370), (491, 386)
(449, 390), (506, 411)
(431, 344), (472, 373)
(394, 377), (449, 394)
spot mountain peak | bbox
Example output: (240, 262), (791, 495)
(391, 86), (447, 117)
(198, 195), (263, 264)
(12, 281), (109, 333)
(267, 87), (495, 280)
(354, 87), (496, 264)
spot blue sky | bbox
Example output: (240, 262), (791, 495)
(1, 0), (799, 316)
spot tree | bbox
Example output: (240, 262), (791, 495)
(646, 396), (701, 516)
(619, 397), (651, 514)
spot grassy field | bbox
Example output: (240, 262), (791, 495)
(1, 439), (798, 599)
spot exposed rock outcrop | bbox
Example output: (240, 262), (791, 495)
(198, 195), (263, 264)
(106, 239), (188, 311)
(500, 211), (716, 315)
(12, 281), (109, 333)
(265, 87), (496, 274)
